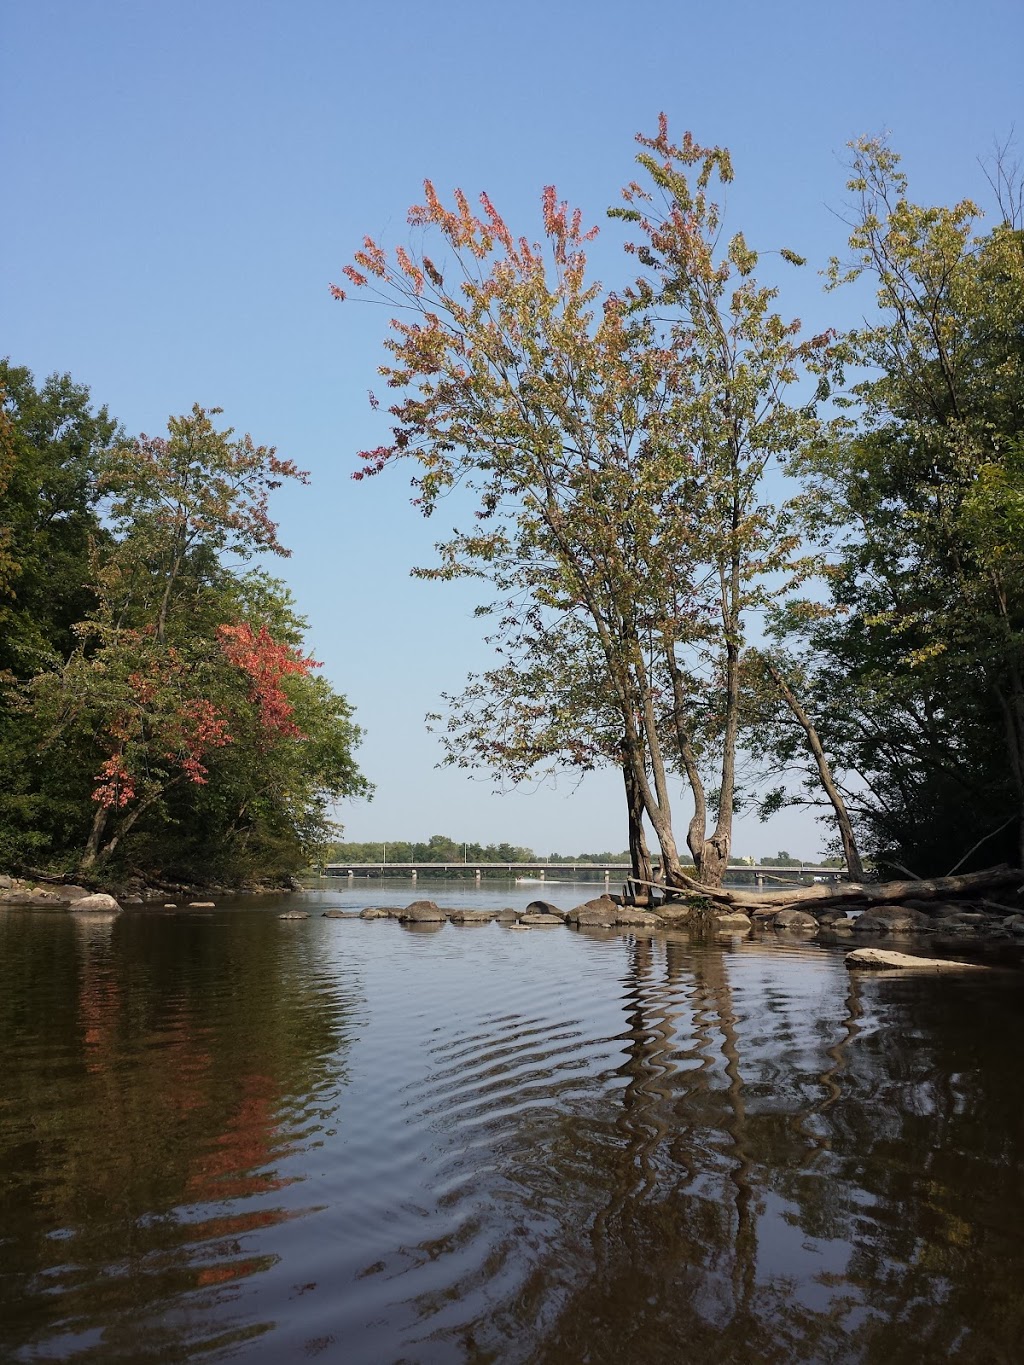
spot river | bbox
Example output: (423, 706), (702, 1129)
(1, 880), (1022, 1362)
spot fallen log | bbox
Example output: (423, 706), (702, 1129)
(652, 864), (1022, 913)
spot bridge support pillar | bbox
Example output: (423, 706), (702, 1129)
(603, 868), (610, 888)
(756, 873), (764, 889)
(411, 869), (417, 883)
(475, 868), (481, 885)
(347, 870), (354, 883)
(540, 869), (545, 882)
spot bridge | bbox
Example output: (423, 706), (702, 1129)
(322, 861), (847, 890)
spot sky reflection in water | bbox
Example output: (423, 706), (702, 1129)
(1, 884), (1022, 1363)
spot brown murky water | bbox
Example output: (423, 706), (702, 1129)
(2, 884), (1023, 1362)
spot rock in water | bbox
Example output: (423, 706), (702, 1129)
(714, 911), (752, 930)
(773, 909), (818, 931)
(398, 900), (446, 923)
(524, 900), (564, 918)
(278, 910), (309, 920)
(71, 893), (122, 912)
(845, 948), (990, 972)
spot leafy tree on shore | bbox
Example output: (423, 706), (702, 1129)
(336, 118), (836, 888)
(771, 140), (1024, 875)
(1, 381), (369, 882)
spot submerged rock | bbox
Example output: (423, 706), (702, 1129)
(846, 947), (991, 972)
(323, 909), (358, 918)
(359, 906), (392, 919)
(278, 910), (309, 920)
(449, 910), (495, 924)
(520, 912), (564, 926)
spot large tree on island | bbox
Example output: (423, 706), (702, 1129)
(336, 118), (835, 887)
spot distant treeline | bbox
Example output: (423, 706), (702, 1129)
(324, 837), (839, 869)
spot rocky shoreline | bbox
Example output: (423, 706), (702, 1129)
(315, 893), (1024, 947)
(0, 872), (298, 910)
(6, 878), (1023, 959)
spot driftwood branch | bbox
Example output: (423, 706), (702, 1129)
(655, 864), (1022, 912)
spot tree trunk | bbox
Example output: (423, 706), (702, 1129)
(761, 654), (866, 882)
(622, 758), (654, 904)
(78, 804), (109, 874)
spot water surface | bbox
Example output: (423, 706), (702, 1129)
(2, 882), (1023, 1362)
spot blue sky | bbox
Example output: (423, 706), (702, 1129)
(4, 0), (1021, 858)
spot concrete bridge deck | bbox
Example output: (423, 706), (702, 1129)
(322, 862), (847, 889)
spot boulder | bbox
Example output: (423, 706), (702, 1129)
(814, 908), (846, 924)
(70, 893), (122, 913)
(450, 910), (495, 924)
(323, 909), (358, 918)
(566, 903), (618, 926)
(846, 947), (991, 973)
(278, 910), (309, 920)
(398, 900), (447, 923)
(773, 908), (818, 931)
(875, 908), (932, 932)
(657, 906), (694, 927)
(359, 906), (392, 919)
(1002, 915), (1024, 934)
(614, 907), (662, 927)
(493, 908), (519, 922)
(714, 911), (752, 931)
(520, 912), (564, 926)
(524, 900), (564, 918)
(188, 901), (216, 908)
(828, 917), (855, 933)
(851, 913), (887, 933)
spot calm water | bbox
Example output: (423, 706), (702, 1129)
(2, 880), (1023, 1363)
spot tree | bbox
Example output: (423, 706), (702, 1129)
(779, 139), (1024, 874)
(19, 401), (369, 880)
(336, 118), (835, 888)
(0, 364), (117, 868)
(428, 609), (656, 891)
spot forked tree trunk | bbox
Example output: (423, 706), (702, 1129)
(622, 759), (655, 903)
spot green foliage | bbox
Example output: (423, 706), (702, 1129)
(339, 117), (837, 888)
(772, 139), (1024, 874)
(0, 373), (369, 883)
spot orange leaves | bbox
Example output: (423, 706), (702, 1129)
(218, 622), (319, 740)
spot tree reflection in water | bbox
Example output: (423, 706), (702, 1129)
(2, 909), (1023, 1363)
(0, 908), (358, 1361)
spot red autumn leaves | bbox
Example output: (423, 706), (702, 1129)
(92, 626), (319, 809)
